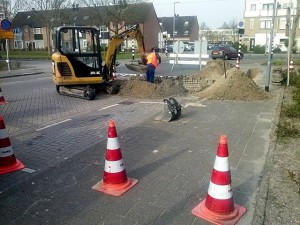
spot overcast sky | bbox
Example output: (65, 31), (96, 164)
(148, 0), (245, 29)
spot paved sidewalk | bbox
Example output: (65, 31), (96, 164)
(0, 62), (282, 224)
(0, 67), (44, 79)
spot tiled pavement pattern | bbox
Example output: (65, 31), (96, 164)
(0, 70), (282, 224)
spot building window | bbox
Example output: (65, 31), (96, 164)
(174, 31), (177, 36)
(14, 40), (23, 49)
(279, 18), (286, 30)
(250, 19), (254, 30)
(260, 20), (271, 29)
(83, 16), (89, 20)
(184, 30), (189, 35)
(262, 3), (274, 11)
(33, 28), (42, 34)
(83, 40), (87, 49)
(250, 4), (256, 10)
(100, 26), (108, 32)
(184, 21), (189, 26)
(283, 3), (293, 8)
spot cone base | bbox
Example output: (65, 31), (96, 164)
(192, 199), (246, 225)
(0, 159), (25, 175)
(92, 177), (138, 196)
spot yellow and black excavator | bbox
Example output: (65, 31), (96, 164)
(51, 24), (146, 100)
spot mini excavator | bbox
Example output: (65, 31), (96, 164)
(51, 24), (147, 100)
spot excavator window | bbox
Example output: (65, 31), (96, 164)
(55, 26), (102, 77)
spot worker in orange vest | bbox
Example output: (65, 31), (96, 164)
(146, 47), (161, 83)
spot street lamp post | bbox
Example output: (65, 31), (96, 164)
(173, 2), (179, 44)
(265, 0), (276, 92)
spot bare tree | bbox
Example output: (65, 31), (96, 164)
(80, 0), (145, 35)
(22, 0), (73, 55)
(219, 22), (229, 29)
(0, 0), (28, 19)
(199, 22), (210, 30)
(227, 19), (238, 42)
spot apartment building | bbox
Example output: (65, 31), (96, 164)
(244, 0), (300, 52)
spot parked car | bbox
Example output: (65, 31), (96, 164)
(164, 45), (173, 53)
(207, 44), (214, 50)
(211, 45), (243, 60)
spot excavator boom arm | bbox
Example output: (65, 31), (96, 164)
(104, 24), (146, 73)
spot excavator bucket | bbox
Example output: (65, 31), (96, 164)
(155, 97), (182, 122)
(125, 63), (147, 73)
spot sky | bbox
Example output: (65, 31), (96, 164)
(148, 0), (245, 29)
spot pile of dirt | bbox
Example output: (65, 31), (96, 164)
(117, 77), (188, 99)
(116, 59), (267, 101)
(194, 67), (268, 101)
(191, 59), (234, 80)
(246, 68), (262, 79)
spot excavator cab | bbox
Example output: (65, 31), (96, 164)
(51, 24), (146, 100)
(52, 26), (115, 100)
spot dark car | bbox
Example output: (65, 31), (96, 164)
(164, 45), (173, 53)
(211, 45), (243, 60)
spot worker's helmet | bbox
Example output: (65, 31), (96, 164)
(151, 47), (159, 52)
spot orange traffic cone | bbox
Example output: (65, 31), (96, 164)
(92, 119), (138, 196)
(0, 115), (25, 175)
(192, 135), (246, 225)
(0, 87), (8, 104)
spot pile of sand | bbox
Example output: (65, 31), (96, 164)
(117, 77), (188, 99)
(191, 59), (234, 80)
(194, 67), (268, 101)
(116, 59), (268, 101)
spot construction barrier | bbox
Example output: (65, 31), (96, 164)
(192, 135), (246, 224)
(0, 87), (8, 104)
(92, 119), (138, 196)
(168, 53), (209, 71)
(0, 115), (25, 175)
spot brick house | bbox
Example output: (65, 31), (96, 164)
(11, 3), (161, 52)
(158, 16), (199, 47)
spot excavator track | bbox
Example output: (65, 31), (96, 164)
(56, 85), (97, 100)
(56, 82), (119, 100)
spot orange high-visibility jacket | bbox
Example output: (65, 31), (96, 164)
(147, 52), (158, 68)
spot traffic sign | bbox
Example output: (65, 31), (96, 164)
(0, 30), (14, 39)
(238, 21), (244, 29)
(173, 41), (184, 54)
(1, 19), (12, 31)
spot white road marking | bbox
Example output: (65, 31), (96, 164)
(139, 101), (163, 104)
(97, 104), (119, 111)
(36, 119), (72, 131)
(22, 168), (36, 173)
(184, 102), (207, 108)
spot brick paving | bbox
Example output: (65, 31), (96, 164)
(0, 64), (282, 225)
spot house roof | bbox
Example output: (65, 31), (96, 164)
(158, 16), (198, 37)
(12, 3), (155, 28)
